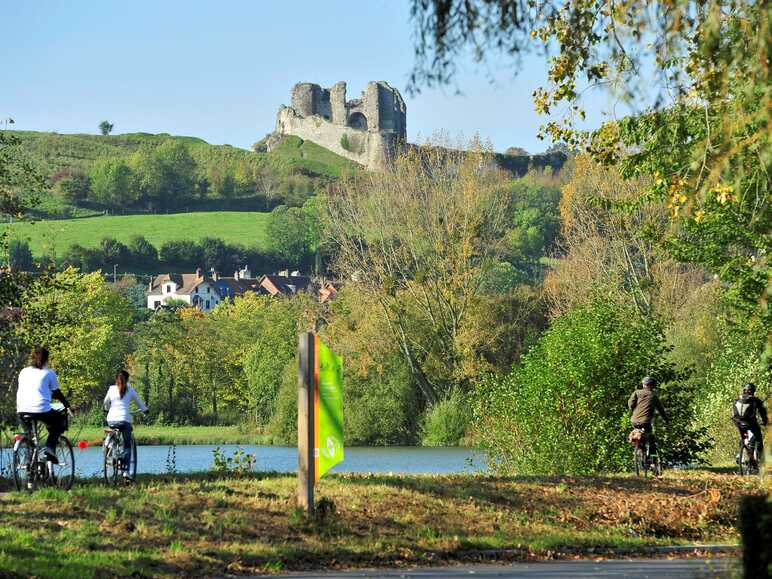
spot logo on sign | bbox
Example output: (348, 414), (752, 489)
(322, 436), (339, 458)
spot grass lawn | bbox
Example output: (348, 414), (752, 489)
(0, 471), (762, 577)
(1, 211), (271, 257)
(72, 424), (271, 446)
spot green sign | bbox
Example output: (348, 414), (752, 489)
(315, 337), (344, 479)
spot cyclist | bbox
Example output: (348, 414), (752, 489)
(16, 346), (72, 464)
(103, 369), (148, 479)
(732, 383), (768, 465)
(628, 376), (669, 458)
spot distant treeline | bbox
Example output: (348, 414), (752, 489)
(10, 235), (309, 276)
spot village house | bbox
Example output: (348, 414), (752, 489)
(256, 270), (312, 297)
(146, 268), (221, 312)
(212, 266), (260, 302)
(147, 267), (339, 311)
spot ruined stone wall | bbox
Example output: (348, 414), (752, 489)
(274, 80), (408, 170)
(274, 107), (400, 170)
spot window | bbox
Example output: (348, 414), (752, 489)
(205, 300), (210, 309)
(206, 286), (210, 294)
(166, 284), (172, 293)
(153, 300), (160, 308)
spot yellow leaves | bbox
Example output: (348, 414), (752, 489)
(665, 176), (690, 218)
(694, 209), (706, 223)
(712, 183), (734, 205)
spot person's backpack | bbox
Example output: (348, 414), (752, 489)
(734, 396), (757, 422)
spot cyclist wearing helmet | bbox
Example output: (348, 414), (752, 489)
(732, 383), (768, 462)
(628, 376), (669, 456)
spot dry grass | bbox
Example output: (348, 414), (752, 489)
(0, 470), (764, 578)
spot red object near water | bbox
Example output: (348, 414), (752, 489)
(77, 440), (88, 450)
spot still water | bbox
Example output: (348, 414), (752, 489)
(72, 444), (487, 478)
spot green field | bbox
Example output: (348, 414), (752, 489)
(2, 211), (271, 256)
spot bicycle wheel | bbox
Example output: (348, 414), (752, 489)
(129, 438), (137, 480)
(651, 453), (662, 477)
(12, 438), (35, 492)
(634, 447), (645, 476)
(103, 436), (120, 486)
(50, 436), (75, 490)
(739, 445), (751, 476)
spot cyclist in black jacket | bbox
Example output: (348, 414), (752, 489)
(732, 383), (768, 463)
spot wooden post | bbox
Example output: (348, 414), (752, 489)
(297, 331), (315, 515)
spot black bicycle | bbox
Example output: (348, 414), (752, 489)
(102, 412), (142, 485)
(737, 429), (761, 476)
(630, 427), (662, 477)
(12, 408), (75, 491)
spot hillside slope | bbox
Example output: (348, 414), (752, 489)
(11, 131), (357, 180)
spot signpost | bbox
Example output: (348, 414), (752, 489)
(297, 332), (344, 515)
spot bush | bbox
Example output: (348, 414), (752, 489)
(474, 299), (710, 475)
(693, 331), (771, 463)
(345, 355), (419, 446)
(128, 235), (158, 268)
(420, 388), (470, 446)
(267, 360), (298, 444)
(9, 239), (33, 271)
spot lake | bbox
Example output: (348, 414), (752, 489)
(70, 444), (487, 478)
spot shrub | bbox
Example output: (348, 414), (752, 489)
(9, 239), (33, 271)
(128, 235), (158, 268)
(420, 388), (470, 447)
(474, 299), (710, 475)
(693, 331), (771, 462)
(345, 355), (419, 446)
(340, 134), (351, 152)
(267, 360), (298, 444)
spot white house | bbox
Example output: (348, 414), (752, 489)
(146, 269), (221, 312)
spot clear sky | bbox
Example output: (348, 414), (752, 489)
(2, 1), (617, 154)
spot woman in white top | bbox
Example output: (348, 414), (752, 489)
(17, 346), (72, 463)
(103, 369), (148, 478)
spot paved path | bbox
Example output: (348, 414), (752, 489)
(265, 558), (736, 578)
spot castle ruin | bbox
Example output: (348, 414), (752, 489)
(269, 81), (407, 171)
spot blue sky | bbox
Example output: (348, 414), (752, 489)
(2, 1), (617, 154)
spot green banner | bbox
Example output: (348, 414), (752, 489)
(316, 337), (344, 479)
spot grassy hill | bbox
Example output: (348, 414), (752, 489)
(2, 211), (270, 256)
(11, 130), (356, 180)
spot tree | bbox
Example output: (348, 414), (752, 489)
(131, 141), (196, 210)
(409, 0), (770, 330)
(55, 170), (91, 203)
(89, 158), (136, 207)
(9, 239), (34, 271)
(61, 244), (103, 272)
(100, 237), (129, 267)
(544, 155), (707, 321)
(200, 237), (229, 272)
(128, 235), (158, 269)
(98, 121), (114, 136)
(325, 141), (517, 405)
(0, 133), (45, 218)
(159, 240), (203, 269)
(266, 205), (312, 268)
(19, 269), (134, 406)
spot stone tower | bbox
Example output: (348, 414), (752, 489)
(269, 81), (407, 171)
